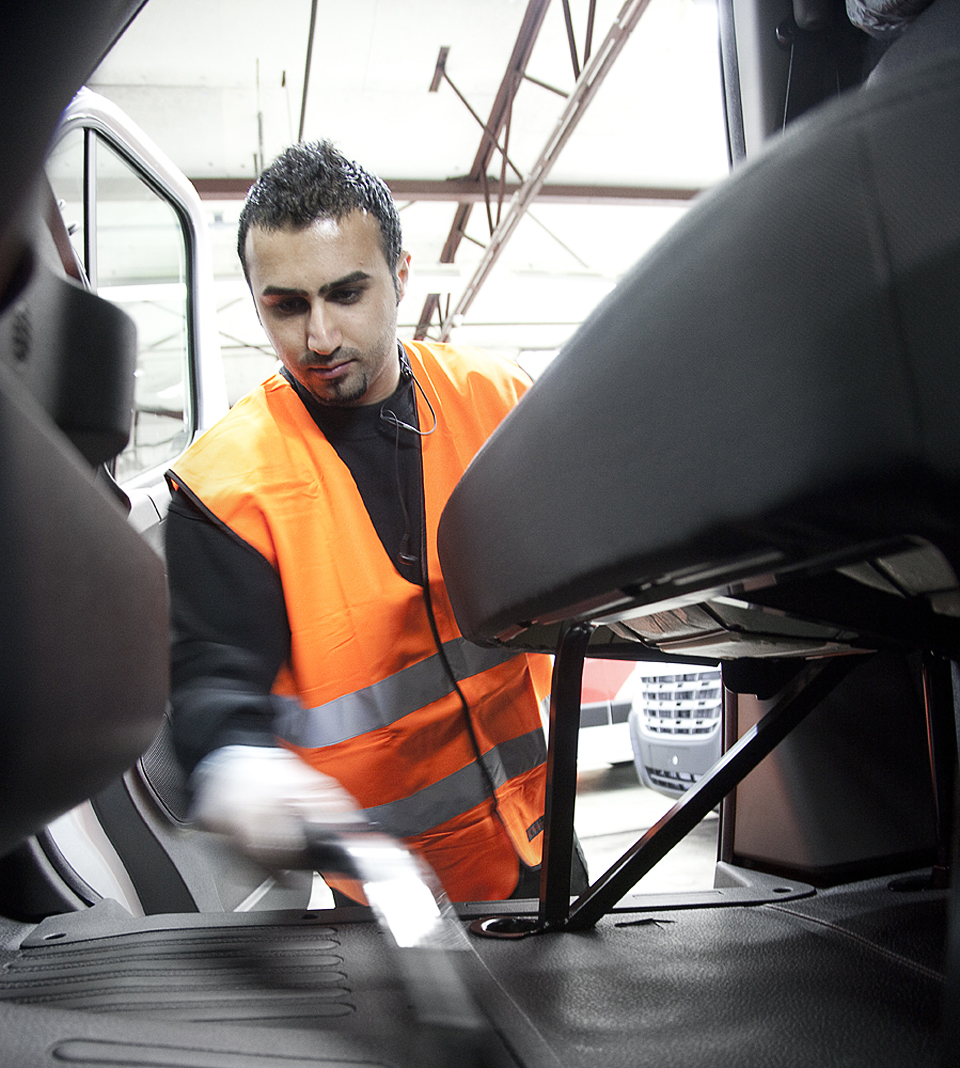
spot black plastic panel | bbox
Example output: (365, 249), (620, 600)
(0, 365), (168, 857)
(438, 32), (960, 651)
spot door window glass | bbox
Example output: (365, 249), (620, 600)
(94, 136), (190, 480)
(48, 129), (192, 482)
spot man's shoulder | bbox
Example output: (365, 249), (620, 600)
(405, 339), (530, 389)
(171, 373), (291, 481)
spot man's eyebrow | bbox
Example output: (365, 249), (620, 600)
(259, 271), (373, 300)
(317, 270), (372, 296)
(260, 285), (306, 297)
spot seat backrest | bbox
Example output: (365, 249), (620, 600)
(0, 0), (167, 861)
(437, 0), (960, 655)
(0, 260), (169, 860)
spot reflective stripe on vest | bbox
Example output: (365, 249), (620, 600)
(274, 637), (521, 748)
(361, 728), (546, 838)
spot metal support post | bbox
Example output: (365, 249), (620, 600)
(563, 655), (860, 930)
(538, 621), (593, 928)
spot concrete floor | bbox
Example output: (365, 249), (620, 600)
(574, 761), (719, 894)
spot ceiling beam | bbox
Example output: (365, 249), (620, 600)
(297, 0), (319, 143)
(415, 0), (552, 339)
(440, 0), (658, 341)
(189, 176), (700, 205)
(390, 179), (698, 205)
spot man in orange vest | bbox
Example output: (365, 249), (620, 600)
(165, 140), (583, 903)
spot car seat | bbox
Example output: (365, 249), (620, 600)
(438, 0), (960, 994)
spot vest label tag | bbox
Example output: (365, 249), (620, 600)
(526, 815), (545, 841)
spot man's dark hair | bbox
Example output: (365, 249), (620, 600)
(237, 140), (403, 286)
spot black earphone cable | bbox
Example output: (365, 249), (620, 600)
(379, 364), (438, 437)
(381, 349), (510, 841)
(409, 397), (508, 835)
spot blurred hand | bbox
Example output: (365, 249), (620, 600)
(190, 745), (366, 869)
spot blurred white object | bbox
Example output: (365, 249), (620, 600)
(190, 745), (365, 868)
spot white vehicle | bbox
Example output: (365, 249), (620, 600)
(627, 663), (722, 797)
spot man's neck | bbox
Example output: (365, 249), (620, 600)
(280, 356), (417, 441)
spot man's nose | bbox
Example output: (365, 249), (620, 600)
(307, 303), (341, 354)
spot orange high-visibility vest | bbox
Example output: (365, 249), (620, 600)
(170, 340), (551, 901)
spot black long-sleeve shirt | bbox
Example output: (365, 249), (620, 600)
(166, 364), (423, 775)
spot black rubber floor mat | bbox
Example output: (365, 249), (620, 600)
(0, 881), (948, 1067)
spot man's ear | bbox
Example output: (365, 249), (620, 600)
(396, 251), (411, 303)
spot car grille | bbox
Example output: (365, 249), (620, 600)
(643, 767), (700, 792)
(638, 669), (722, 737)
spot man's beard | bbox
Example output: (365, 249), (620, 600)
(314, 369), (368, 406)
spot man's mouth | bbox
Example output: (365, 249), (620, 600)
(307, 359), (352, 379)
